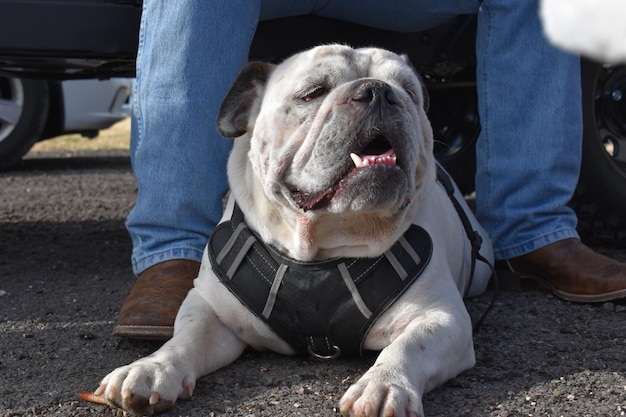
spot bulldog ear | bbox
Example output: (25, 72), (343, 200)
(400, 54), (429, 113)
(217, 61), (275, 138)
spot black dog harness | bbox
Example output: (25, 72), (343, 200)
(208, 168), (488, 358)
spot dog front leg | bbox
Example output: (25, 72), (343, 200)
(339, 308), (475, 417)
(96, 288), (247, 415)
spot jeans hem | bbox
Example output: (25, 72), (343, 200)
(131, 247), (205, 276)
(494, 227), (580, 260)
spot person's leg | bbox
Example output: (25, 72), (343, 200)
(475, 0), (626, 302)
(127, 1), (260, 275)
(116, 0), (262, 339)
(474, 0), (581, 259)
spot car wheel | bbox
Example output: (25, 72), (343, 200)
(0, 77), (50, 170)
(429, 83), (480, 195)
(572, 59), (626, 245)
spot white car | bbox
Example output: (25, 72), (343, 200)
(0, 76), (132, 169)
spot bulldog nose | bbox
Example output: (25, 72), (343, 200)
(350, 81), (399, 106)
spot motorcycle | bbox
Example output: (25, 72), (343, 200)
(250, 15), (626, 246)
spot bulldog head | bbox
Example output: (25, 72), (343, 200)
(217, 44), (436, 260)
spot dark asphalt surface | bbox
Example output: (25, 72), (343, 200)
(1, 150), (625, 417)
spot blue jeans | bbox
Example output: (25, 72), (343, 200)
(126, 0), (581, 274)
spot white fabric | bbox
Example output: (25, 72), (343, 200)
(540, 0), (626, 63)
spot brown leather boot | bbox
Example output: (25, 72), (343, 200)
(500, 238), (626, 302)
(113, 259), (201, 340)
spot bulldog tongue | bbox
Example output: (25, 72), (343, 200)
(349, 148), (397, 168)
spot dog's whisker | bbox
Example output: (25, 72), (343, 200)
(433, 139), (451, 149)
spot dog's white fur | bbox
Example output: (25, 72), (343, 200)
(540, 0), (626, 63)
(95, 45), (493, 417)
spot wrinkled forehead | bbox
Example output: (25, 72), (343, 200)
(269, 45), (416, 89)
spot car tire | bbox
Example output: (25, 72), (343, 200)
(572, 59), (626, 246)
(0, 77), (50, 170)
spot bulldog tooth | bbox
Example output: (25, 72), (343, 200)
(350, 153), (363, 167)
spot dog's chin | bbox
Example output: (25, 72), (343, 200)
(291, 165), (409, 213)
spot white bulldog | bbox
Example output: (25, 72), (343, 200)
(92, 44), (494, 417)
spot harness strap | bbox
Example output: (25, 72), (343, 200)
(208, 203), (433, 357)
(436, 166), (498, 331)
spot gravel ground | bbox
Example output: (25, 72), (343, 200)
(1, 150), (625, 417)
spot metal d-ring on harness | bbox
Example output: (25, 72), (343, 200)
(306, 337), (341, 360)
(436, 166), (498, 332)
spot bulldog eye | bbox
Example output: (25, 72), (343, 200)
(403, 86), (419, 104)
(301, 86), (327, 102)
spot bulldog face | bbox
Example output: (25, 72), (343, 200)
(218, 44), (434, 222)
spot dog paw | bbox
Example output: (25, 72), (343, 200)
(339, 370), (423, 417)
(94, 357), (195, 415)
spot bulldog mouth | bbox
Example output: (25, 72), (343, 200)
(291, 137), (399, 211)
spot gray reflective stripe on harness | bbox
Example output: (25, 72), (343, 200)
(208, 204), (433, 358)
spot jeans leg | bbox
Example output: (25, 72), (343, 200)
(126, 1), (261, 275)
(474, 0), (582, 260)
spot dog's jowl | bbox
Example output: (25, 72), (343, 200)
(90, 44), (494, 417)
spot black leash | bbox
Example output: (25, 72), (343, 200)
(471, 253), (499, 333)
